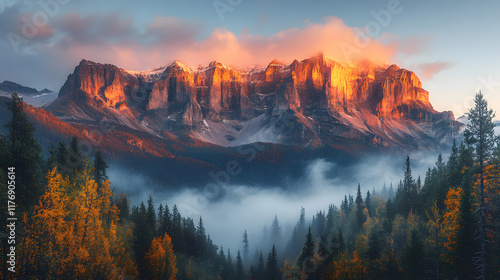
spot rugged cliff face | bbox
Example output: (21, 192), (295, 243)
(47, 54), (461, 152)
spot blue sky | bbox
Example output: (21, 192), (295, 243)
(1, 0), (499, 116)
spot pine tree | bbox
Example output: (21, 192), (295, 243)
(298, 227), (315, 270)
(146, 195), (156, 233)
(257, 251), (265, 280)
(270, 215), (281, 250)
(367, 225), (385, 260)
(159, 204), (172, 237)
(455, 168), (477, 278)
(266, 245), (280, 280)
(464, 92), (496, 279)
(243, 230), (249, 262)
(396, 156), (417, 215)
(355, 183), (366, 232)
(116, 193), (130, 222)
(403, 230), (425, 280)
(236, 250), (245, 279)
(365, 190), (372, 218)
(4, 93), (43, 211)
(341, 195), (349, 213)
(68, 136), (84, 172)
(197, 217), (207, 257)
(94, 150), (109, 188)
(56, 142), (68, 171)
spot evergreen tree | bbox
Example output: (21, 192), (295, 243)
(197, 217), (207, 258)
(4, 93), (43, 211)
(403, 230), (425, 280)
(298, 227), (315, 270)
(266, 245), (280, 280)
(447, 140), (462, 189)
(355, 183), (366, 232)
(146, 195), (156, 237)
(455, 168), (477, 278)
(94, 150), (109, 188)
(45, 142), (56, 171)
(367, 226), (385, 260)
(464, 92), (496, 279)
(396, 156), (417, 215)
(236, 250), (245, 279)
(270, 215), (281, 249)
(365, 190), (372, 218)
(256, 251), (265, 280)
(243, 230), (249, 262)
(158, 204), (172, 237)
(341, 195), (349, 213)
(56, 142), (68, 171)
(68, 136), (84, 172)
(116, 193), (130, 222)
(133, 202), (151, 277)
(171, 205), (186, 253)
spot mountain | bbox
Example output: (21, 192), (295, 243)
(47, 53), (461, 152)
(0, 80), (57, 107)
(0, 54), (464, 187)
(0, 80), (39, 95)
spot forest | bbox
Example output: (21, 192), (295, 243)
(0, 92), (499, 279)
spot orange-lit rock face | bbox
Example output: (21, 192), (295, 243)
(47, 55), (460, 152)
(59, 56), (434, 124)
(70, 60), (131, 109)
(148, 63), (195, 110)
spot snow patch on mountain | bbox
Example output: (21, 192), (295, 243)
(192, 114), (280, 147)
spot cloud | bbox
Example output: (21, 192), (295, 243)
(0, 11), (427, 90)
(398, 37), (431, 56)
(25, 14), (401, 71)
(55, 13), (135, 45)
(412, 61), (453, 80)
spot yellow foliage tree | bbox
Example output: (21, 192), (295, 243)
(325, 250), (366, 280)
(18, 166), (137, 279)
(145, 233), (178, 280)
(441, 187), (462, 266)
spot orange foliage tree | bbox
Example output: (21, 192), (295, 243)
(145, 233), (178, 280)
(17, 166), (137, 279)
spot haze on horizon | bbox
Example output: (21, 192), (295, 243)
(0, 0), (499, 117)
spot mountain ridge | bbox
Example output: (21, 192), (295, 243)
(46, 53), (461, 151)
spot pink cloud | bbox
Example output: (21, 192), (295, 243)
(122, 16), (397, 68)
(39, 14), (418, 72)
(399, 37), (431, 56)
(412, 61), (453, 80)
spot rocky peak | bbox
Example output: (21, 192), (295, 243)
(49, 54), (460, 151)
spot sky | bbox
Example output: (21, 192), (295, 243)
(0, 0), (499, 117)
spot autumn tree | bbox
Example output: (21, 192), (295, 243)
(145, 233), (178, 280)
(19, 166), (136, 279)
(425, 201), (443, 279)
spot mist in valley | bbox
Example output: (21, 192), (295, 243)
(109, 149), (446, 264)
